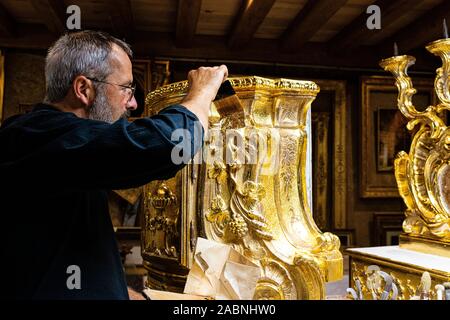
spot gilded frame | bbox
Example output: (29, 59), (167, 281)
(333, 229), (355, 249)
(128, 59), (152, 121)
(311, 112), (330, 231)
(360, 76), (436, 198)
(372, 212), (404, 246)
(151, 60), (171, 91)
(314, 80), (348, 229)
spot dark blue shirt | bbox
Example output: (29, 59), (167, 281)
(0, 103), (203, 300)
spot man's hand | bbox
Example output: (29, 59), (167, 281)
(181, 65), (228, 134)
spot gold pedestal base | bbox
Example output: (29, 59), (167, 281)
(346, 246), (450, 300)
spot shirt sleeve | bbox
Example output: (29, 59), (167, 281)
(3, 104), (204, 191)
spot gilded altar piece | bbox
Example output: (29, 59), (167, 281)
(379, 39), (450, 251)
(142, 76), (343, 299)
(347, 39), (450, 300)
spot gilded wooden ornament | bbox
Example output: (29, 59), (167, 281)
(380, 39), (450, 245)
(142, 76), (343, 299)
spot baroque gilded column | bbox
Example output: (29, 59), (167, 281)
(142, 76), (343, 299)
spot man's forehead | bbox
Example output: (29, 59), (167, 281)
(109, 44), (131, 66)
(108, 44), (133, 80)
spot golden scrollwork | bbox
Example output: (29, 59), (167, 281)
(143, 76), (343, 299)
(349, 259), (445, 300)
(380, 40), (450, 244)
(144, 182), (179, 258)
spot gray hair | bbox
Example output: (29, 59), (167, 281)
(44, 30), (133, 103)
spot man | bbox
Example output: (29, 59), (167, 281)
(0, 30), (228, 300)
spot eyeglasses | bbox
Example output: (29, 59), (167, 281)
(86, 77), (136, 102)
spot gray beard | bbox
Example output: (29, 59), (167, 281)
(87, 85), (129, 123)
(122, 109), (131, 119)
(88, 86), (114, 123)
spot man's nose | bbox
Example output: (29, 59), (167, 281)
(127, 96), (138, 111)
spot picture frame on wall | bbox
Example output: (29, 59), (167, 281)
(333, 229), (355, 250)
(376, 106), (411, 172)
(313, 80), (348, 230)
(360, 76), (436, 198)
(372, 212), (404, 246)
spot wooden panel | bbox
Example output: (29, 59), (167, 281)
(108, 0), (134, 39)
(195, 0), (241, 36)
(330, 0), (417, 50)
(372, 212), (403, 246)
(176, 0), (202, 47)
(0, 1), (15, 36)
(0, 25), (388, 68)
(281, 0), (349, 51)
(64, 0), (110, 29)
(2, 51), (46, 120)
(381, 0), (450, 54)
(30, 0), (66, 34)
(364, 0), (442, 45)
(254, 0), (307, 39)
(0, 0), (40, 24)
(132, 0), (177, 32)
(228, 0), (276, 48)
(0, 0), (446, 55)
(310, 0), (373, 42)
(312, 112), (331, 231)
(0, 24), (440, 70)
(132, 32), (385, 69)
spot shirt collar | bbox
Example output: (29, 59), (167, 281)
(32, 103), (61, 112)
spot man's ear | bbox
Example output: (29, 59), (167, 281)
(72, 75), (95, 107)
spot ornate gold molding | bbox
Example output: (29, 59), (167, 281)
(380, 40), (450, 244)
(145, 76), (319, 115)
(348, 250), (449, 300)
(142, 76), (343, 299)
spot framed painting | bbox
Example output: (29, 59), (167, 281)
(376, 106), (411, 172)
(313, 80), (348, 230)
(360, 76), (436, 198)
(372, 212), (404, 246)
(333, 229), (355, 250)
